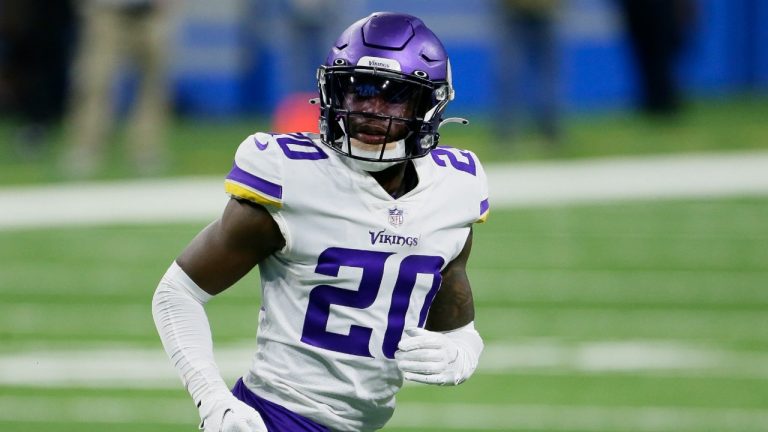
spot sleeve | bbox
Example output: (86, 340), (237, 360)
(224, 133), (285, 208)
(429, 146), (489, 225)
(474, 153), (490, 224)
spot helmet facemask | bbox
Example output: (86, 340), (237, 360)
(318, 65), (452, 166)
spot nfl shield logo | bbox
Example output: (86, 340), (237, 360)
(388, 207), (404, 227)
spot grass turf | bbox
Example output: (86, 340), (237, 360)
(1, 197), (767, 430)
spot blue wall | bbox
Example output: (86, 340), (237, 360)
(172, 0), (768, 117)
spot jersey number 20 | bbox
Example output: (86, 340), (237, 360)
(301, 247), (444, 359)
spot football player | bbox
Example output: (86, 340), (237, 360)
(152, 12), (489, 432)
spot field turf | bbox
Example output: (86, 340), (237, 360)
(1, 197), (767, 431)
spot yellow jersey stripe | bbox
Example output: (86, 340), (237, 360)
(225, 180), (283, 208)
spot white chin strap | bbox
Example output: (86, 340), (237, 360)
(344, 138), (406, 172)
(336, 119), (407, 172)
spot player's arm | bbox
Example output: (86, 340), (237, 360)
(152, 198), (283, 431)
(177, 197), (285, 294)
(395, 229), (484, 386)
(426, 228), (475, 331)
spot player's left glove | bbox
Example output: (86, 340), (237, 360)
(395, 322), (483, 386)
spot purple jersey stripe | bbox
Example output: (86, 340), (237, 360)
(480, 198), (490, 216)
(226, 163), (283, 200)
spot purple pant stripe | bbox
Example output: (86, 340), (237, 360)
(231, 379), (330, 432)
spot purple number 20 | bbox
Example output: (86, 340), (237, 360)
(301, 247), (444, 359)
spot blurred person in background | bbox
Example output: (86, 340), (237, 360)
(0, 0), (77, 159)
(62, 0), (175, 178)
(270, 0), (340, 134)
(493, 0), (563, 148)
(280, 0), (340, 95)
(153, 12), (487, 432)
(617, 0), (696, 116)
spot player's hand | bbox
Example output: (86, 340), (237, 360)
(198, 394), (267, 432)
(395, 327), (467, 386)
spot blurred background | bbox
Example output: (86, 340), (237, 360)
(1, 0), (767, 431)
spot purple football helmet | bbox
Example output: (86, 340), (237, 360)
(316, 12), (456, 163)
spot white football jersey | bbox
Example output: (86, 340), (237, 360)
(224, 132), (489, 431)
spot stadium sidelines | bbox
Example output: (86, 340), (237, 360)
(1, 150), (768, 229)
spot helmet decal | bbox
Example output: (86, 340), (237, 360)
(357, 56), (402, 72)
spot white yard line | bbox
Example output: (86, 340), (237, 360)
(0, 177), (226, 230)
(1, 151), (768, 230)
(2, 340), (767, 390)
(485, 151), (768, 206)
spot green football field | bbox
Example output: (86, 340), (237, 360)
(1, 196), (767, 431)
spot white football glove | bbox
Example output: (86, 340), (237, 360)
(395, 324), (483, 386)
(198, 393), (268, 432)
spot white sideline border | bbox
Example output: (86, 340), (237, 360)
(1, 151), (768, 230)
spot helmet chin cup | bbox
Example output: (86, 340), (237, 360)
(343, 157), (404, 173)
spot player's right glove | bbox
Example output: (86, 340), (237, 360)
(198, 393), (268, 432)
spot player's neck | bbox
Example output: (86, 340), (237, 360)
(369, 161), (417, 199)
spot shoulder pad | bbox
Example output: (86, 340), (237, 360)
(429, 146), (489, 223)
(224, 133), (286, 208)
(224, 132), (330, 208)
